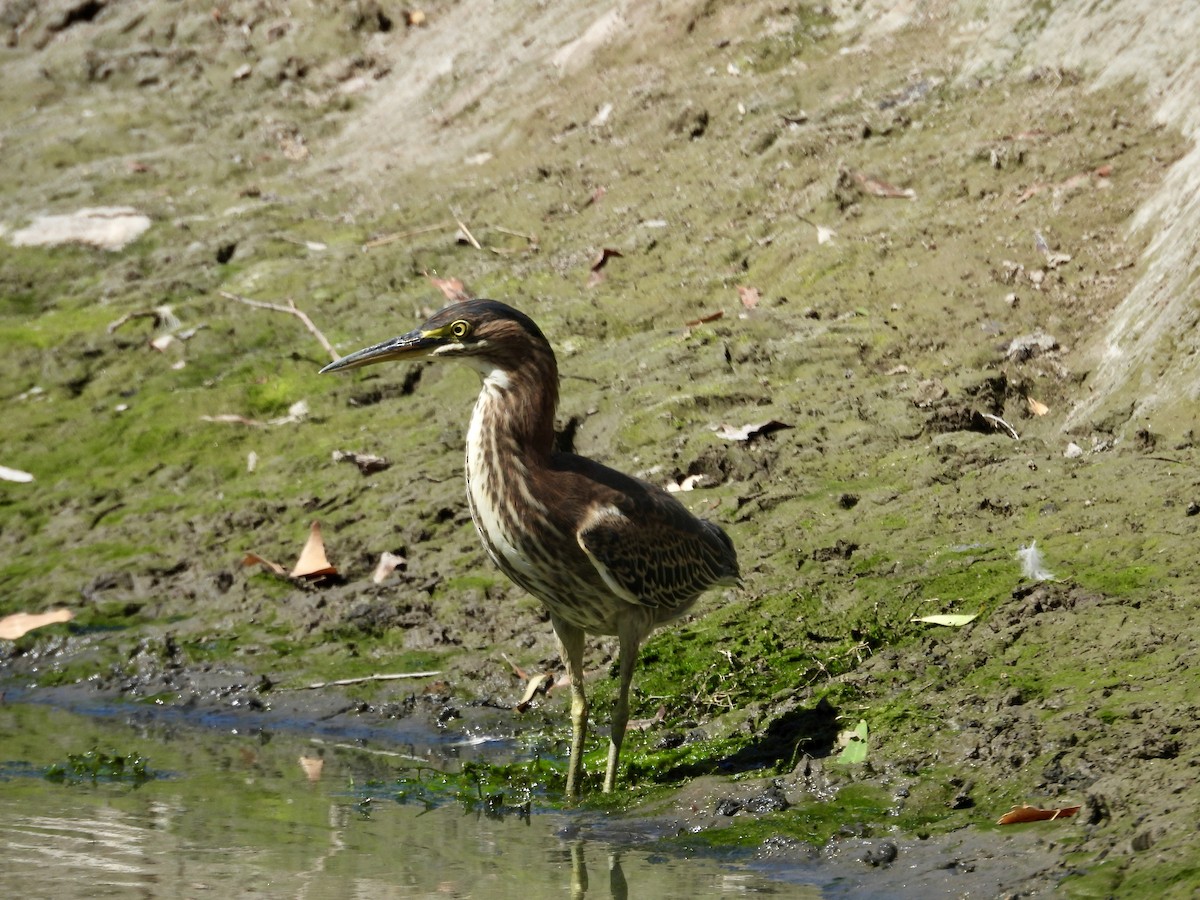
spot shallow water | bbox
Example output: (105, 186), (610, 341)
(0, 697), (1060, 898)
(0, 699), (811, 899)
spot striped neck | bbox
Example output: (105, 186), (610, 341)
(462, 350), (559, 584)
(461, 344), (558, 465)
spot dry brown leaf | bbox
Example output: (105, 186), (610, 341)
(626, 704), (668, 732)
(371, 551), (407, 584)
(0, 608), (74, 640)
(997, 804), (1081, 825)
(1027, 396), (1050, 416)
(424, 272), (471, 303)
(243, 522), (338, 581)
(590, 247), (623, 271)
(714, 420), (792, 442)
(298, 755), (324, 782)
(854, 171), (916, 199)
(332, 449), (391, 475)
(515, 671), (554, 712)
(587, 248), (623, 287)
(242, 552), (287, 576)
(203, 401), (308, 429)
(292, 521), (337, 579)
(737, 285), (760, 310)
(1016, 182), (1049, 204)
(666, 474), (706, 493)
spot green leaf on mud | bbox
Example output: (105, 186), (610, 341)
(836, 719), (870, 765)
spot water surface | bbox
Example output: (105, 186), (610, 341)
(0, 700), (807, 898)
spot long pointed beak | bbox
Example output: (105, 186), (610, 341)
(319, 328), (436, 374)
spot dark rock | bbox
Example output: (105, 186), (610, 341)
(715, 797), (743, 816)
(862, 841), (898, 867)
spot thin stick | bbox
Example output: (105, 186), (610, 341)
(218, 290), (339, 361)
(488, 225), (539, 243)
(292, 671), (442, 690)
(363, 221), (454, 249)
(451, 210), (482, 250)
(308, 738), (437, 764)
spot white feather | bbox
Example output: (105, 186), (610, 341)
(1017, 541), (1054, 581)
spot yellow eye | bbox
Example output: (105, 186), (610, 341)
(450, 320), (470, 339)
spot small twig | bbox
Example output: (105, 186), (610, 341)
(1142, 455), (1193, 466)
(107, 305), (181, 335)
(450, 209), (482, 250)
(89, 502), (125, 529)
(106, 309), (159, 334)
(362, 221), (454, 249)
(291, 671), (442, 690)
(308, 738), (433, 764)
(218, 290), (338, 361)
(488, 225), (538, 243)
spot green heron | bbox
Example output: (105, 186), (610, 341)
(321, 299), (740, 796)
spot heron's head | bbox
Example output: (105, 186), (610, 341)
(320, 299), (553, 378)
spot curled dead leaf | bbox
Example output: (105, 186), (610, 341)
(0, 608), (74, 640)
(298, 755), (324, 782)
(590, 247), (622, 271)
(737, 285), (760, 310)
(666, 474), (706, 493)
(853, 170), (916, 199)
(714, 420), (792, 442)
(587, 248), (623, 287)
(626, 704), (667, 733)
(203, 400), (309, 429)
(371, 551), (407, 584)
(424, 272), (471, 303)
(515, 671), (554, 712)
(1027, 396), (1050, 416)
(332, 449), (391, 475)
(997, 804), (1080, 825)
(912, 613), (978, 627)
(243, 521), (338, 582)
(242, 553), (287, 577)
(292, 521), (337, 579)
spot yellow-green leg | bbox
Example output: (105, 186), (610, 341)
(554, 618), (588, 799)
(603, 630), (642, 793)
